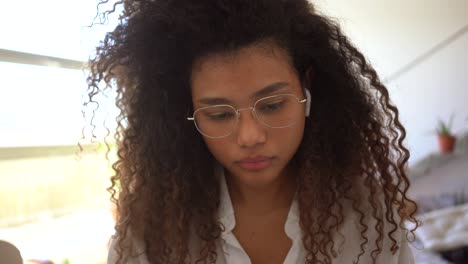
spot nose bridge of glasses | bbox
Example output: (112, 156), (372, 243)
(236, 106), (259, 120)
(236, 106), (254, 114)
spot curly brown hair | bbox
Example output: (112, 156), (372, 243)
(85, 0), (419, 263)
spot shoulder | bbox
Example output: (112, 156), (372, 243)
(107, 228), (204, 264)
(334, 187), (415, 263)
(107, 235), (150, 264)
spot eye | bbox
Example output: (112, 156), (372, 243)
(207, 111), (236, 121)
(258, 100), (284, 113)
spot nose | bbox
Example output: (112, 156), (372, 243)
(235, 108), (267, 148)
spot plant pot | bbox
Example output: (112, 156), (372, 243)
(438, 135), (456, 153)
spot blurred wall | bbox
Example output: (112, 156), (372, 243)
(314, 0), (468, 164)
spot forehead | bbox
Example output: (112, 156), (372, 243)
(190, 42), (301, 105)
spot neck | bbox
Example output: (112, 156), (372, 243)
(226, 166), (296, 216)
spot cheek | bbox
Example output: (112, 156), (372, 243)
(203, 138), (232, 163)
(272, 120), (305, 152)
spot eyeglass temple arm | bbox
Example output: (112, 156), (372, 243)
(187, 117), (194, 120)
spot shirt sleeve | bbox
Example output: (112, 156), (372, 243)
(107, 236), (119, 264)
(107, 235), (150, 264)
(395, 231), (415, 264)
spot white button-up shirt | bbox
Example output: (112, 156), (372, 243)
(213, 174), (306, 263)
(109, 173), (414, 263)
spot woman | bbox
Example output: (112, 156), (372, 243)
(86, 0), (418, 263)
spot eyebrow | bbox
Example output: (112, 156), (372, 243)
(197, 82), (290, 105)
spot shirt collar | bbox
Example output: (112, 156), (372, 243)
(217, 167), (236, 232)
(216, 165), (301, 239)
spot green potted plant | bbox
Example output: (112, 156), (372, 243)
(436, 115), (456, 153)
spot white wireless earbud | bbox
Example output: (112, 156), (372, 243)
(304, 88), (311, 117)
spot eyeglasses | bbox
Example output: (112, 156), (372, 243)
(187, 94), (307, 138)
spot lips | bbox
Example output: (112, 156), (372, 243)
(237, 156), (273, 171)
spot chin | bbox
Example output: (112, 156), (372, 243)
(228, 165), (285, 188)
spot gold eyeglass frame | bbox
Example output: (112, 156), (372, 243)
(187, 93), (308, 138)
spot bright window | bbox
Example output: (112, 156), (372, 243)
(0, 1), (119, 263)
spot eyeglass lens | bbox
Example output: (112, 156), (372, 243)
(193, 94), (303, 138)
